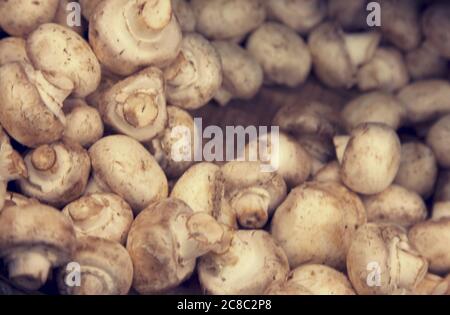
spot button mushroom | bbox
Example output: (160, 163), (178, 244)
(0, 37), (30, 65)
(327, 0), (368, 30)
(421, 3), (450, 60)
(58, 236), (133, 295)
(18, 139), (91, 208)
(406, 41), (448, 81)
(198, 230), (289, 295)
(63, 99), (104, 148)
(0, 202), (76, 290)
(394, 142), (438, 199)
(363, 185), (427, 228)
(211, 40), (263, 106)
(62, 193), (134, 245)
(347, 223), (428, 295)
(308, 22), (380, 89)
(79, 0), (104, 20)
(191, 0), (266, 41)
(0, 0), (59, 36)
(414, 273), (450, 295)
(172, 0), (196, 33)
(127, 198), (232, 294)
(247, 22), (311, 87)
(265, 0), (326, 34)
(164, 33), (223, 110)
(89, 0), (182, 76)
(88, 135), (168, 213)
(335, 123), (401, 195)
(266, 264), (356, 295)
(426, 114), (450, 169)
(271, 181), (367, 270)
(98, 67), (168, 142)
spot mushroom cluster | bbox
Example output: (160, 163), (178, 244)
(0, 0), (450, 296)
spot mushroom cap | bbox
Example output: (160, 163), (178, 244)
(58, 236), (133, 295)
(63, 99), (104, 148)
(397, 80), (450, 124)
(327, 0), (367, 30)
(426, 115), (450, 168)
(198, 230), (289, 295)
(63, 193), (134, 245)
(0, 37), (30, 65)
(363, 185), (427, 228)
(0, 203), (76, 266)
(422, 3), (450, 59)
(127, 198), (220, 294)
(247, 22), (311, 87)
(265, 0), (326, 34)
(99, 67), (168, 142)
(89, 135), (168, 213)
(394, 142), (438, 199)
(27, 23), (101, 98)
(148, 105), (196, 179)
(267, 264), (356, 295)
(379, 0), (421, 51)
(409, 218), (450, 275)
(271, 181), (366, 270)
(165, 33), (223, 110)
(339, 123), (401, 195)
(0, 0), (59, 36)
(405, 42), (448, 81)
(212, 40), (263, 104)
(18, 139), (91, 207)
(414, 273), (450, 295)
(191, 0), (266, 40)
(89, 0), (182, 76)
(313, 161), (342, 183)
(172, 0), (196, 33)
(0, 62), (65, 147)
(347, 223), (428, 295)
(341, 92), (407, 131)
(79, 0), (104, 20)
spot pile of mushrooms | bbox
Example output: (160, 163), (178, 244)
(0, 0), (450, 296)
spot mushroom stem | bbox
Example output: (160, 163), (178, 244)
(333, 135), (350, 164)
(122, 93), (159, 128)
(7, 251), (51, 290)
(214, 87), (233, 107)
(31, 145), (57, 171)
(177, 212), (232, 262)
(343, 32), (380, 67)
(232, 188), (271, 229)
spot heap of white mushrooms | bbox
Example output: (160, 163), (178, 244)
(0, 0), (450, 296)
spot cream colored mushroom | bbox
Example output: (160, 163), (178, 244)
(58, 236), (133, 295)
(308, 22), (380, 88)
(397, 80), (450, 124)
(266, 264), (356, 295)
(98, 67), (167, 142)
(212, 40), (263, 106)
(327, 0), (367, 30)
(406, 42), (447, 80)
(0, 203), (76, 290)
(394, 142), (438, 199)
(147, 106), (196, 179)
(18, 139), (91, 207)
(357, 47), (410, 92)
(0, 128), (27, 210)
(172, 0), (196, 32)
(265, 0), (326, 34)
(313, 161), (341, 183)
(378, 0), (421, 51)
(0, 23), (101, 147)
(164, 33), (223, 110)
(247, 22), (311, 87)
(422, 3), (450, 59)
(409, 205), (450, 275)
(0, 0), (59, 36)
(414, 273), (449, 295)
(89, 135), (168, 213)
(426, 115), (450, 168)
(63, 99), (104, 148)
(79, 0), (103, 20)
(347, 223), (428, 295)
(170, 162), (237, 228)
(335, 123), (401, 195)
(363, 185), (427, 228)
(221, 161), (287, 229)
(127, 198), (232, 294)
(0, 37), (30, 65)
(198, 230), (289, 295)
(62, 193), (134, 244)
(191, 0), (266, 40)
(271, 181), (366, 270)
(89, 0), (182, 76)
(341, 92), (407, 132)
